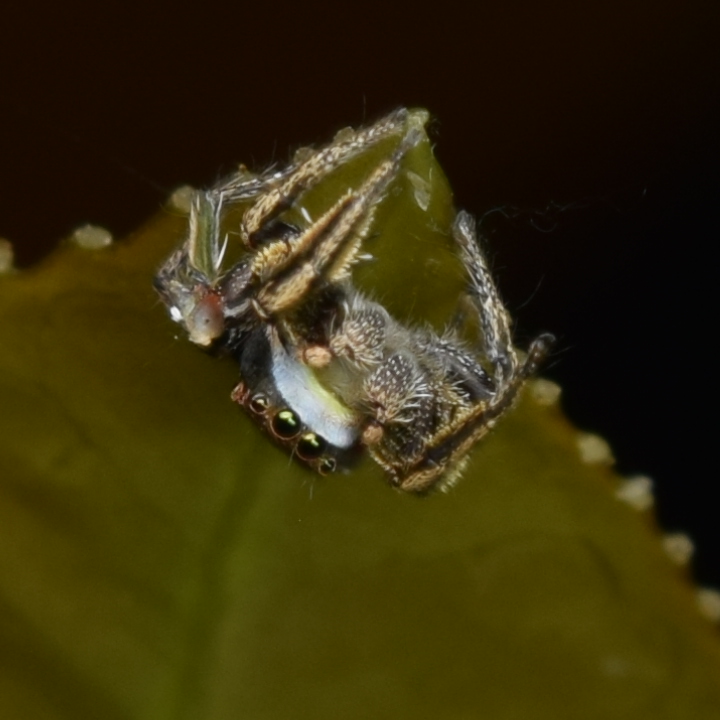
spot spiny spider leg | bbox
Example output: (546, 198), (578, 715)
(452, 211), (518, 384)
(239, 108), (411, 246)
(249, 129), (423, 319)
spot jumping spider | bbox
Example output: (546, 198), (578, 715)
(155, 108), (553, 493)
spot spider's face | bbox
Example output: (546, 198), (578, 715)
(232, 325), (363, 474)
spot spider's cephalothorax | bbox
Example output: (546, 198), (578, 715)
(154, 108), (553, 493)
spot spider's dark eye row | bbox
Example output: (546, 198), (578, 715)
(246, 397), (337, 473)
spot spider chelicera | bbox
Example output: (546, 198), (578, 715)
(154, 108), (553, 492)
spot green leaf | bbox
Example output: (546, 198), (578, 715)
(1, 114), (719, 720)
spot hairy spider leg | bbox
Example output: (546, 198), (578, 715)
(238, 108), (412, 246)
(452, 210), (519, 386)
(246, 128), (424, 319)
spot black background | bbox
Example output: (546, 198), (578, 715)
(2, 1), (718, 586)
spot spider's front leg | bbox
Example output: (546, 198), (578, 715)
(240, 124), (423, 352)
(237, 107), (416, 248)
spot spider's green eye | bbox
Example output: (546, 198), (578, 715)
(249, 395), (270, 414)
(296, 432), (326, 460)
(272, 409), (302, 439)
